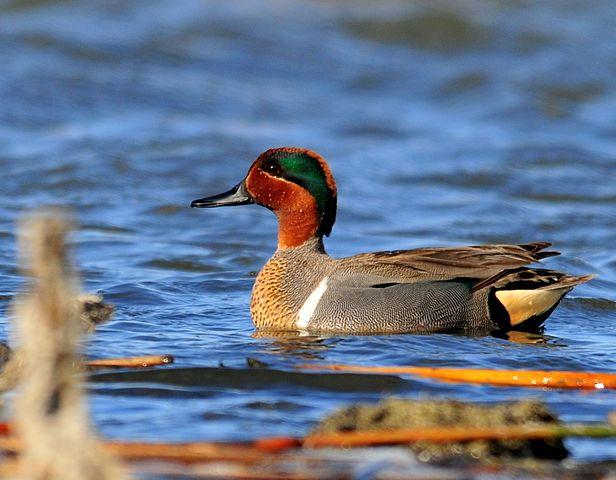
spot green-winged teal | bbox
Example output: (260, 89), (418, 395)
(191, 147), (593, 334)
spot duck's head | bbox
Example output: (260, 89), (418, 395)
(191, 147), (337, 249)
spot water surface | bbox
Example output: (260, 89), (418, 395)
(0, 0), (615, 464)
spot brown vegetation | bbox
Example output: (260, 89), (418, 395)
(12, 212), (127, 480)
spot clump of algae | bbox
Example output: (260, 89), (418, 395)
(312, 398), (568, 464)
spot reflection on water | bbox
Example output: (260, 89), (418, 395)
(254, 331), (337, 361)
(0, 0), (615, 462)
(495, 330), (561, 346)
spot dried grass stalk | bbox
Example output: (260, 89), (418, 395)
(13, 211), (127, 480)
(302, 364), (616, 390)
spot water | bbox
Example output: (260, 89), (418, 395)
(0, 0), (615, 464)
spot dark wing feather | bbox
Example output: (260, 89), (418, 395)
(472, 267), (595, 292)
(340, 242), (559, 282)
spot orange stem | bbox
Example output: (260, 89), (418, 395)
(85, 354), (174, 369)
(1, 423), (615, 461)
(253, 436), (303, 452)
(0, 423), (11, 436)
(0, 436), (296, 464)
(303, 424), (613, 448)
(301, 364), (616, 389)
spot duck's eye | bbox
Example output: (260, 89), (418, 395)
(262, 159), (280, 175)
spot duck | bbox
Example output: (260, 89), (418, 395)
(191, 147), (593, 334)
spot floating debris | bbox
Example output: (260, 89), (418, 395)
(311, 398), (568, 464)
(303, 363), (616, 390)
(246, 357), (269, 369)
(85, 354), (174, 370)
(0, 221), (170, 392)
(0, 275), (114, 391)
(76, 293), (114, 333)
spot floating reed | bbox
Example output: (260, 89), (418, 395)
(0, 422), (615, 460)
(301, 364), (616, 390)
(85, 354), (175, 370)
(1, 340), (174, 393)
(302, 423), (616, 448)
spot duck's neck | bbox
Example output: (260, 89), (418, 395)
(276, 209), (321, 249)
(276, 235), (325, 255)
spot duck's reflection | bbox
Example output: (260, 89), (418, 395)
(252, 330), (339, 360)
(252, 327), (563, 363)
(494, 330), (564, 346)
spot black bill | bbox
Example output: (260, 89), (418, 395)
(190, 181), (254, 208)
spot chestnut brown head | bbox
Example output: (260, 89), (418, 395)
(192, 147), (337, 248)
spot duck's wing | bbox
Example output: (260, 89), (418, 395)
(339, 242), (559, 282)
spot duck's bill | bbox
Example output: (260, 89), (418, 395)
(191, 181), (254, 208)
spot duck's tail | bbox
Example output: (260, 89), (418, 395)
(474, 268), (595, 330)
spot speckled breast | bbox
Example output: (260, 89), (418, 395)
(250, 256), (298, 331)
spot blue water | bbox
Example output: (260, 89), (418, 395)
(0, 0), (615, 464)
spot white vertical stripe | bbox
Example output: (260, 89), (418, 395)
(297, 277), (328, 329)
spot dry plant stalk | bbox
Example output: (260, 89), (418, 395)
(85, 354), (175, 370)
(302, 423), (616, 449)
(13, 211), (128, 480)
(1, 423), (615, 462)
(302, 364), (616, 390)
(0, 352), (22, 393)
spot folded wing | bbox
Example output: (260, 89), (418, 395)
(341, 242), (559, 282)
